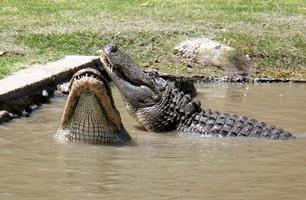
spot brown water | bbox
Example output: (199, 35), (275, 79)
(0, 83), (306, 200)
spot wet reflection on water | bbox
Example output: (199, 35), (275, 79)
(0, 83), (306, 200)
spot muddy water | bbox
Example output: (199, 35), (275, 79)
(0, 83), (306, 200)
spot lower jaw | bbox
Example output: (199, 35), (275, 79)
(68, 132), (115, 143)
(62, 128), (120, 143)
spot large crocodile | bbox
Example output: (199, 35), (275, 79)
(100, 44), (295, 140)
(56, 67), (131, 144)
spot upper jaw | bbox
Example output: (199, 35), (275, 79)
(100, 44), (168, 97)
(100, 44), (154, 85)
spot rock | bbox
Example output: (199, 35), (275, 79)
(30, 104), (39, 111)
(21, 110), (30, 118)
(0, 50), (5, 56)
(0, 110), (14, 123)
(42, 90), (49, 97)
(56, 82), (70, 94)
(41, 90), (51, 103)
(174, 38), (251, 77)
(24, 106), (33, 113)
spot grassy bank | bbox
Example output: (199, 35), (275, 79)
(0, 0), (305, 79)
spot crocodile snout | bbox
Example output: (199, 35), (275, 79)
(105, 44), (118, 53)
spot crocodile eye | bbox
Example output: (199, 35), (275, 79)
(146, 71), (156, 77)
(109, 44), (117, 52)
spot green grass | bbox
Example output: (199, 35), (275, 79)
(1, 0), (306, 78)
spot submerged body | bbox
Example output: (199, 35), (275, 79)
(100, 44), (294, 140)
(57, 68), (131, 144)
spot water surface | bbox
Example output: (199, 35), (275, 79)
(0, 83), (306, 200)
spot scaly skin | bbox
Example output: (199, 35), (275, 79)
(100, 44), (295, 140)
(135, 85), (293, 139)
(56, 68), (131, 144)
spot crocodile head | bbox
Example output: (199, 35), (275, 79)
(100, 44), (168, 116)
(57, 67), (131, 144)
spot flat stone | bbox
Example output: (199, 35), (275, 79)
(175, 38), (251, 76)
(0, 110), (13, 123)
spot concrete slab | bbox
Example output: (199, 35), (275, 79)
(0, 55), (100, 102)
(0, 55), (101, 122)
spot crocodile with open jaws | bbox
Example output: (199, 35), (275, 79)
(56, 67), (131, 144)
(100, 44), (295, 140)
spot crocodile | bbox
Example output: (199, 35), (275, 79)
(56, 67), (131, 144)
(100, 44), (295, 140)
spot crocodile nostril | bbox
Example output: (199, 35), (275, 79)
(107, 44), (117, 53)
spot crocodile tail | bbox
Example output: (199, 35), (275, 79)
(178, 109), (294, 140)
